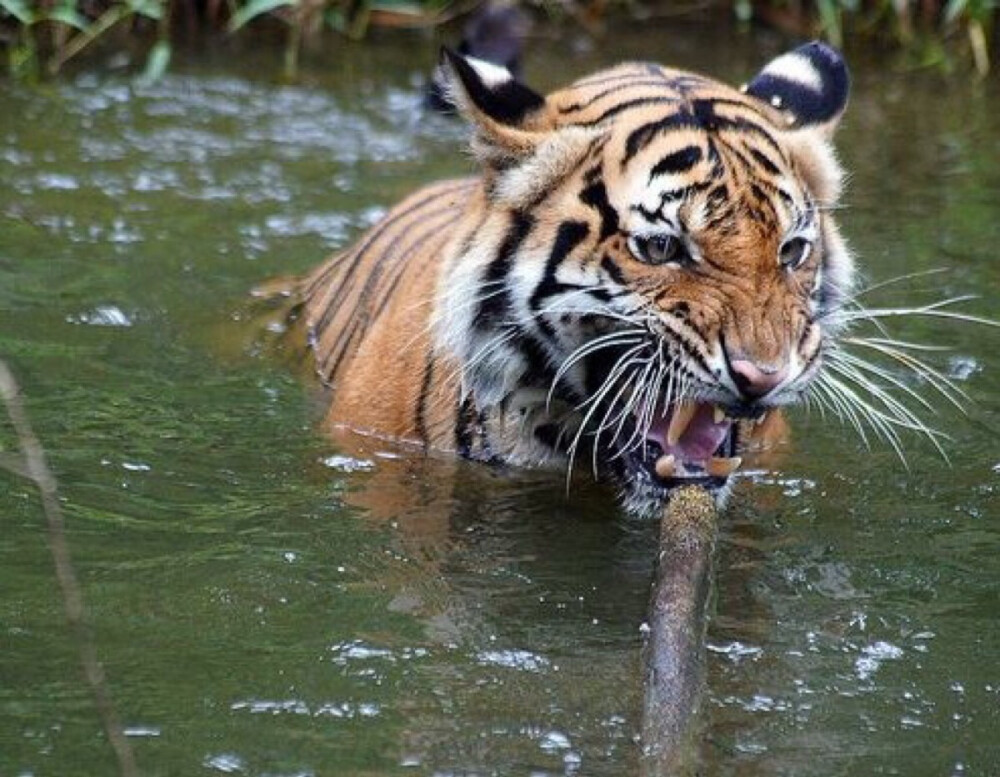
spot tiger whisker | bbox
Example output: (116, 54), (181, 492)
(400, 282), (512, 353)
(439, 326), (522, 397)
(597, 354), (658, 467)
(815, 371), (951, 464)
(547, 330), (645, 410)
(848, 336), (950, 353)
(816, 374), (910, 461)
(565, 343), (646, 485)
(614, 348), (672, 463)
(842, 337), (970, 413)
(591, 358), (649, 442)
(832, 295), (992, 325)
(590, 362), (647, 475)
(846, 267), (951, 301)
(823, 359), (946, 454)
(826, 349), (937, 414)
(811, 375), (872, 449)
(606, 352), (673, 455)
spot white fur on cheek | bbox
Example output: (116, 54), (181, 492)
(430, 217), (535, 405)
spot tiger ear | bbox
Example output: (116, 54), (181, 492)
(743, 41), (850, 139)
(439, 47), (554, 166)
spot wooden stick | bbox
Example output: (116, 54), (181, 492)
(0, 360), (138, 777)
(640, 485), (718, 776)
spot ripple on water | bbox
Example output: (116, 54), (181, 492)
(476, 648), (551, 673)
(854, 640), (904, 682)
(203, 753), (245, 774)
(66, 305), (133, 327)
(229, 699), (380, 719)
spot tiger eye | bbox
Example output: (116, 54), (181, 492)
(630, 234), (689, 266)
(780, 237), (812, 270)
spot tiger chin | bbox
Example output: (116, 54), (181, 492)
(283, 42), (855, 519)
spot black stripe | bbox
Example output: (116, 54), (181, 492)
(750, 148), (781, 176)
(600, 254), (627, 286)
(624, 112), (703, 164)
(369, 211), (462, 325)
(579, 181), (619, 241)
(320, 206), (459, 380)
(622, 106), (785, 166)
(415, 351), (435, 445)
(674, 330), (714, 377)
(586, 287), (614, 302)
(455, 395), (477, 456)
(313, 181), (474, 335)
(320, 315), (364, 381)
(558, 79), (677, 114)
(476, 211), (535, 327)
(516, 326), (555, 383)
(704, 183), (730, 215)
(572, 66), (665, 90)
(648, 145), (703, 180)
(529, 220), (591, 341)
(748, 183), (779, 223)
(359, 204), (458, 314)
(571, 96), (680, 128)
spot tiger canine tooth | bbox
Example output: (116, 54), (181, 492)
(713, 406), (726, 424)
(666, 402), (697, 446)
(706, 456), (742, 478)
(654, 454), (676, 479)
(755, 412), (769, 427)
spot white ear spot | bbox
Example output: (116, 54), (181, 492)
(761, 51), (824, 91)
(464, 55), (515, 88)
(770, 94), (784, 108)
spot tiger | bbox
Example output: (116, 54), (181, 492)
(278, 41), (854, 518)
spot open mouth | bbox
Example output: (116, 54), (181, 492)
(605, 398), (759, 503)
(645, 400), (744, 483)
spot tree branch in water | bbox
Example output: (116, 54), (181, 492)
(0, 359), (138, 777)
(640, 485), (718, 776)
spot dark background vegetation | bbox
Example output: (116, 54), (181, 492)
(0, 0), (997, 83)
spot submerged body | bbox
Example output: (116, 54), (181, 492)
(288, 43), (855, 516)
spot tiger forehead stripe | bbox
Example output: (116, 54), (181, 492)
(571, 62), (668, 89)
(648, 145), (704, 181)
(570, 96), (681, 129)
(622, 99), (785, 166)
(557, 79), (679, 115)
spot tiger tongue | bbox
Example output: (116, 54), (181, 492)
(647, 402), (731, 463)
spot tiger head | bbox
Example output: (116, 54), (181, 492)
(434, 43), (854, 516)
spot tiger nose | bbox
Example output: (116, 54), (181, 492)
(729, 358), (789, 399)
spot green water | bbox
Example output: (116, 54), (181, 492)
(1, 23), (998, 776)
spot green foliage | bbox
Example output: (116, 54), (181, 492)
(0, 0), (171, 79)
(1, 0), (36, 25)
(228, 0), (298, 32)
(0, 0), (996, 80)
(136, 36), (169, 84)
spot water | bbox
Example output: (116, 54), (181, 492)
(1, 23), (998, 776)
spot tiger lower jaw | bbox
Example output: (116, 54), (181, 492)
(606, 399), (748, 515)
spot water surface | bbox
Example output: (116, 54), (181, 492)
(1, 22), (998, 776)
